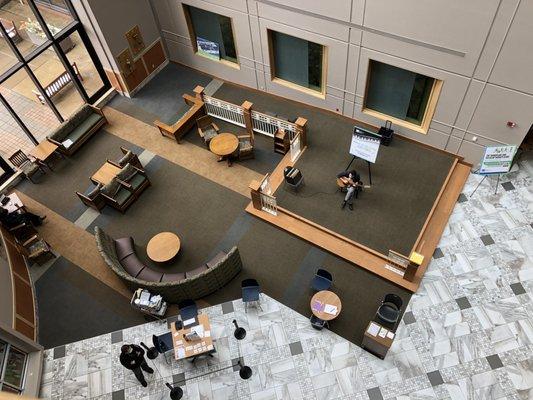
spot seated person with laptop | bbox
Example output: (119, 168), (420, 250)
(336, 170), (364, 210)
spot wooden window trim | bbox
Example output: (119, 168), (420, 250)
(267, 29), (327, 99)
(182, 4), (240, 68)
(362, 60), (443, 134)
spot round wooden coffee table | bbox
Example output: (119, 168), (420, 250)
(310, 290), (342, 321)
(147, 232), (181, 263)
(209, 133), (239, 166)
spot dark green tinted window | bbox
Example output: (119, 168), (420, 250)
(270, 31), (324, 92)
(365, 61), (435, 125)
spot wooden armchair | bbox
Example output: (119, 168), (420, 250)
(237, 132), (255, 161)
(197, 115), (219, 147)
(17, 235), (54, 266)
(9, 150), (46, 183)
(107, 146), (142, 169)
(115, 164), (151, 193)
(76, 182), (105, 211)
(99, 165), (150, 213)
(100, 179), (136, 214)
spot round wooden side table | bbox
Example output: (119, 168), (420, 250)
(147, 232), (181, 263)
(209, 133), (239, 166)
(310, 290), (342, 321)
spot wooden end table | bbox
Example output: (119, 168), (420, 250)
(147, 232), (181, 263)
(91, 162), (122, 185)
(29, 141), (60, 170)
(310, 290), (342, 321)
(209, 133), (239, 166)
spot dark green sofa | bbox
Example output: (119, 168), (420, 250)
(47, 104), (107, 156)
(94, 226), (243, 303)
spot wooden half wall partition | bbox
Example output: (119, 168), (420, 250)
(247, 138), (470, 292)
(0, 227), (37, 341)
(153, 86), (206, 143)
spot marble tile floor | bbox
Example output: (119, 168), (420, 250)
(39, 159), (533, 400)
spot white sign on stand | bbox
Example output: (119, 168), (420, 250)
(350, 133), (380, 163)
(479, 145), (517, 175)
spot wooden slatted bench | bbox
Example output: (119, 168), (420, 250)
(32, 62), (83, 104)
(0, 17), (22, 43)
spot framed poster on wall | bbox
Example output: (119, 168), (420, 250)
(197, 37), (220, 60)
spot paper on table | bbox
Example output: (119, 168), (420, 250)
(191, 325), (205, 337)
(386, 331), (395, 339)
(323, 304), (338, 315)
(177, 348), (185, 358)
(204, 331), (211, 337)
(367, 322), (380, 336)
(183, 317), (196, 326)
(378, 328), (387, 338)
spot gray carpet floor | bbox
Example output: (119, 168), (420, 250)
(35, 257), (146, 349)
(23, 64), (429, 347)
(23, 127), (411, 347)
(213, 84), (455, 255)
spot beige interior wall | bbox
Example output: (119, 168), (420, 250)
(132, 0), (532, 164)
(84, 0), (160, 57)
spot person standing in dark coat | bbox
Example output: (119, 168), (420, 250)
(119, 344), (154, 387)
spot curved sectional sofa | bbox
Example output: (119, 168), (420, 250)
(95, 226), (242, 302)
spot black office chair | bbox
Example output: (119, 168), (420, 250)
(178, 299), (198, 322)
(152, 332), (173, 364)
(311, 268), (333, 291)
(376, 294), (403, 330)
(310, 315), (329, 330)
(241, 279), (262, 312)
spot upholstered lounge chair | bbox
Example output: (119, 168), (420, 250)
(76, 182), (105, 211)
(108, 146), (143, 169)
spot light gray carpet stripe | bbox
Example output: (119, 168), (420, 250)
(138, 149), (156, 167)
(282, 247), (328, 305)
(204, 79), (224, 96)
(74, 207), (100, 230)
(207, 212), (253, 261)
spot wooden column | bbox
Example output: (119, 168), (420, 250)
(194, 85), (205, 101)
(404, 252), (423, 282)
(249, 180), (262, 210)
(295, 117), (308, 147)
(241, 100), (254, 139)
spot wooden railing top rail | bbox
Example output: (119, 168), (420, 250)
(410, 158), (458, 255)
(203, 95), (243, 113)
(251, 110), (298, 132)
